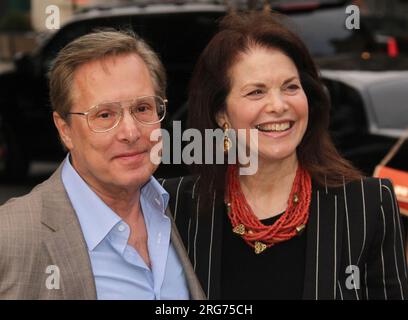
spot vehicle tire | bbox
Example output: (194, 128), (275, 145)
(0, 122), (29, 182)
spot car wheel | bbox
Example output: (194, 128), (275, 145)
(0, 123), (29, 181)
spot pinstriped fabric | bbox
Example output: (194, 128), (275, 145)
(365, 263), (369, 299)
(337, 280), (344, 300)
(187, 218), (192, 255)
(160, 178), (166, 187)
(207, 190), (216, 299)
(383, 183), (408, 279)
(382, 184), (405, 299)
(173, 177), (184, 222)
(193, 195), (200, 271)
(192, 176), (200, 199)
(380, 205), (388, 299)
(357, 179), (367, 266)
(343, 178), (360, 300)
(164, 175), (408, 300)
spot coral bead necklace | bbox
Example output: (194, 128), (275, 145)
(225, 164), (312, 254)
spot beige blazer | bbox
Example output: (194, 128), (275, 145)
(0, 164), (206, 300)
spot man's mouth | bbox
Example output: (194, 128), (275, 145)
(255, 121), (294, 133)
(113, 150), (147, 160)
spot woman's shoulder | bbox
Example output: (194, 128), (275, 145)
(315, 176), (399, 215)
(344, 176), (395, 200)
(318, 176), (394, 196)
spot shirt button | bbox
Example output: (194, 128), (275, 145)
(118, 224), (126, 232)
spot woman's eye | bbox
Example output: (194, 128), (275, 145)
(285, 84), (300, 92)
(246, 89), (264, 96)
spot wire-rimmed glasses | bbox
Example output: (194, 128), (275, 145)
(67, 95), (167, 133)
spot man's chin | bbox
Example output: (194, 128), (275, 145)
(116, 168), (155, 187)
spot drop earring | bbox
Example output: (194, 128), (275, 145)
(223, 123), (231, 153)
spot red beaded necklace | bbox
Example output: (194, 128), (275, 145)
(225, 164), (312, 254)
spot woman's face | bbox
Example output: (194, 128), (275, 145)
(220, 46), (309, 167)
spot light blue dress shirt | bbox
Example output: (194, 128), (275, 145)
(61, 156), (189, 300)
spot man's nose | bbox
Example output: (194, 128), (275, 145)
(116, 108), (142, 143)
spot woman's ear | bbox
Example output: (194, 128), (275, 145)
(215, 111), (228, 128)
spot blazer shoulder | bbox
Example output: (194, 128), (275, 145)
(0, 185), (43, 220)
(346, 176), (395, 203)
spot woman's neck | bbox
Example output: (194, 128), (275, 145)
(238, 155), (298, 219)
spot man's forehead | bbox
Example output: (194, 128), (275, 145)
(70, 54), (152, 107)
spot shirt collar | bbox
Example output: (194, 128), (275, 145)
(60, 154), (169, 251)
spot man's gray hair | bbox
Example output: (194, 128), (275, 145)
(48, 29), (166, 119)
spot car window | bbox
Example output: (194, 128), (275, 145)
(290, 6), (374, 57)
(39, 11), (221, 67)
(368, 77), (408, 130)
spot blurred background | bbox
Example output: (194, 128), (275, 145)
(1, 0), (408, 205)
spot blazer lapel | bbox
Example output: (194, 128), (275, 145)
(166, 208), (206, 300)
(204, 194), (224, 300)
(303, 184), (345, 300)
(185, 190), (224, 300)
(41, 167), (97, 300)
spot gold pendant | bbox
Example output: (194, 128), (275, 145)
(293, 193), (299, 205)
(254, 241), (267, 254)
(296, 224), (305, 235)
(224, 137), (231, 152)
(233, 224), (245, 235)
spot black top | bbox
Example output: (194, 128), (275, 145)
(221, 211), (307, 300)
(163, 175), (408, 299)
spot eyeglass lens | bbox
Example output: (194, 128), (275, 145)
(88, 96), (165, 131)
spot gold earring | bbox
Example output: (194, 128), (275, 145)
(223, 123), (231, 153)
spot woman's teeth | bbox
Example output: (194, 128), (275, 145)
(256, 122), (292, 132)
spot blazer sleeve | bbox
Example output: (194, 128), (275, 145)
(366, 178), (408, 300)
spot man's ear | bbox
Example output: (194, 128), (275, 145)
(53, 112), (74, 150)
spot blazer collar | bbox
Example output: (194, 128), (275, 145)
(302, 183), (345, 299)
(203, 182), (346, 300)
(40, 164), (97, 299)
(166, 208), (206, 300)
(41, 164), (204, 300)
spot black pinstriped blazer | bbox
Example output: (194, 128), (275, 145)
(161, 175), (408, 300)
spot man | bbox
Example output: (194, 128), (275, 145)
(0, 30), (205, 299)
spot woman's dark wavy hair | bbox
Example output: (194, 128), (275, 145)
(187, 10), (361, 196)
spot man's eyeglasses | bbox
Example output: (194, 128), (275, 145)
(67, 95), (167, 133)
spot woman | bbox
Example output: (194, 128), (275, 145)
(161, 11), (408, 299)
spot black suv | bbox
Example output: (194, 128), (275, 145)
(0, 2), (225, 180)
(1, 0), (407, 180)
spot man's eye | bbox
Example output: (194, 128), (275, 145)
(135, 104), (152, 112)
(96, 111), (115, 119)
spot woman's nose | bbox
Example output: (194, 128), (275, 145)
(263, 90), (288, 114)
